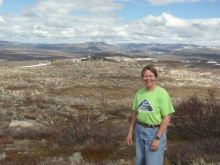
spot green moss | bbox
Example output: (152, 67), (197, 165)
(38, 147), (72, 159)
(81, 144), (135, 163)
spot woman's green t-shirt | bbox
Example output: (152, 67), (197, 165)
(133, 86), (175, 125)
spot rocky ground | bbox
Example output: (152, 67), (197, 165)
(0, 55), (219, 164)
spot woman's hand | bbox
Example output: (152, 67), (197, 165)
(151, 138), (160, 151)
(150, 115), (171, 151)
(126, 133), (133, 145)
(126, 111), (137, 146)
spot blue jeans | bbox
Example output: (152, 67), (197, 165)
(135, 123), (167, 165)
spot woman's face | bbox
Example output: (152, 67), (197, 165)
(142, 69), (156, 88)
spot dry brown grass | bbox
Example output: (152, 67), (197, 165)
(0, 134), (14, 145)
(10, 127), (54, 140)
(0, 151), (42, 165)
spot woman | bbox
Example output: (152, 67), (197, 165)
(126, 65), (175, 165)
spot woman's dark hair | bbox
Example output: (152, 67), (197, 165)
(141, 65), (158, 78)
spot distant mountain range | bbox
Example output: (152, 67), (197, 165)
(1, 41), (220, 60)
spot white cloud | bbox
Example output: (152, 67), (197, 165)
(21, 7), (36, 17)
(31, 0), (124, 16)
(144, 0), (214, 5)
(0, 16), (4, 22)
(143, 13), (191, 28)
(142, 15), (166, 26)
(0, 0), (4, 7)
(141, 13), (220, 45)
(0, 0), (220, 46)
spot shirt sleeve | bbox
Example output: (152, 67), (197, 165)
(133, 92), (138, 111)
(159, 89), (175, 116)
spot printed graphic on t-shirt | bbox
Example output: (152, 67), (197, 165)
(137, 99), (154, 112)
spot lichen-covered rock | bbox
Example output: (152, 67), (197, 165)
(69, 152), (85, 165)
(9, 115), (43, 127)
(99, 115), (108, 121)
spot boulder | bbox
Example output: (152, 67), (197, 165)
(98, 115), (108, 121)
(69, 152), (85, 165)
(9, 115), (42, 128)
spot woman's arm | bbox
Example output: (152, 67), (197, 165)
(151, 114), (171, 151)
(126, 111), (138, 145)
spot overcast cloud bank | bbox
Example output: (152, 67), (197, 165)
(0, 0), (219, 46)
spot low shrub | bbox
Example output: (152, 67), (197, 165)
(54, 114), (119, 147)
(165, 138), (220, 165)
(172, 89), (220, 140)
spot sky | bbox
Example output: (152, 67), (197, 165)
(0, 0), (220, 46)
